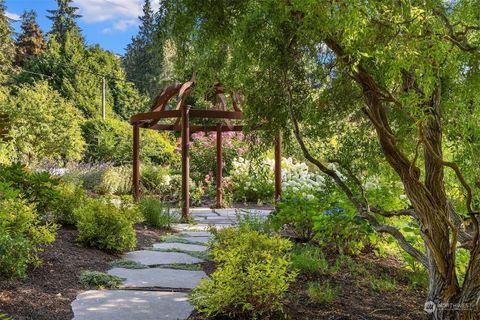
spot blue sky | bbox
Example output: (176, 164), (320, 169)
(4, 0), (155, 55)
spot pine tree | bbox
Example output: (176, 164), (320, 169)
(123, 0), (164, 99)
(16, 10), (47, 66)
(47, 0), (82, 45)
(0, 0), (15, 80)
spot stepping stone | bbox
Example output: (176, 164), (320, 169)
(180, 231), (212, 237)
(72, 290), (193, 320)
(153, 242), (207, 252)
(180, 236), (211, 244)
(125, 250), (203, 266)
(108, 268), (207, 289)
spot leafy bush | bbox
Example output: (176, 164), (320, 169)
(140, 164), (172, 194)
(80, 271), (123, 289)
(74, 198), (137, 252)
(0, 230), (31, 279)
(306, 281), (339, 305)
(0, 163), (59, 214)
(230, 157), (274, 203)
(190, 227), (296, 319)
(140, 198), (178, 229)
(190, 131), (246, 182)
(96, 166), (132, 195)
(82, 117), (177, 166)
(271, 193), (321, 242)
(1, 81), (85, 164)
(52, 182), (88, 225)
(291, 244), (329, 275)
(0, 183), (57, 279)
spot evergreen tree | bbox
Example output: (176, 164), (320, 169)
(15, 10), (47, 66)
(0, 0), (15, 80)
(47, 0), (82, 45)
(123, 0), (164, 99)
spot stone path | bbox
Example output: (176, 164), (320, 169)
(71, 207), (272, 320)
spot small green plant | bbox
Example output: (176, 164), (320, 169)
(80, 271), (124, 289)
(370, 277), (398, 292)
(155, 263), (203, 271)
(405, 270), (429, 290)
(111, 259), (146, 269)
(291, 244), (330, 275)
(96, 166), (132, 195)
(140, 198), (178, 229)
(0, 312), (13, 320)
(52, 182), (88, 225)
(74, 198), (137, 252)
(190, 227), (296, 319)
(306, 281), (339, 305)
(236, 210), (272, 234)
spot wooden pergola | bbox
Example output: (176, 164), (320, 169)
(130, 79), (282, 221)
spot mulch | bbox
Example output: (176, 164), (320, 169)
(0, 224), (168, 320)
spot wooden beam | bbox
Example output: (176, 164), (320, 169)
(275, 131), (282, 202)
(189, 110), (243, 119)
(216, 124), (223, 208)
(181, 105), (190, 221)
(149, 124), (244, 132)
(130, 110), (181, 124)
(150, 83), (182, 112)
(132, 123), (140, 202)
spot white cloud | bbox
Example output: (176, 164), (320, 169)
(74, 0), (159, 23)
(102, 19), (137, 33)
(6, 11), (20, 21)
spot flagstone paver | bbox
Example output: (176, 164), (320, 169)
(108, 267), (207, 289)
(152, 242), (207, 252)
(124, 250), (203, 266)
(72, 290), (193, 320)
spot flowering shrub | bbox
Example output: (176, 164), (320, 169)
(230, 157), (326, 203)
(189, 131), (246, 182)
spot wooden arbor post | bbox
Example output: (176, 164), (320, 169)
(181, 105), (190, 221)
(216, 124), (223, 208)
(132, 123), (140, 201)
(274, 130), (282, 202)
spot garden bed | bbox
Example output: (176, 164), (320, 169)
(0, 224), (168, 320)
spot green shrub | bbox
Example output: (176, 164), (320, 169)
(96, 166), (132, 195)
(141, 164), (171, 194)
(80, 271), (123, 289)
(52, 182), (88, 225)
(0, 229), (31, 279)
(291, 244), (329, 275)
(74, 199), (137, 252)
(0, 184), (57, 279)
(190, 227), (296, 319)
(230, 157), (275, 203)
(271, 193), (320, 242)
(140, 198), (178, 229)
(370, 276), (398, 292)
(0, 163), (59, 214)
(306, 281), (339, 305)
(82, 118), (177, 166)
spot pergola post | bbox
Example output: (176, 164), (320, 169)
(274, 130), (282, 202)
(216, 124), (223, 208)
(181, 105), (190, 221)
(132, 123), (140, 202)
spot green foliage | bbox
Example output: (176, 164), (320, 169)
(2, 81), (85, 164)
(306, 281), (339, 305)
(0, 183), (57, 279)
(51, 182), (88, 225)
(271, 194), (320, 242)
(81, 117), (177, 165)
(79, 271), (123, 289)
(15, 10), (47, 65)
(190, 227), (296, 319)
(291, 244), (329, 276)
(96, 166), (132, 195)
(140, 164), (172, 194)
(74, 198), (137, 252)
(370, 277), (399, 292)
(0, 163), (59, 214)
(0, 0), (14, 80)
(230, 157), (274, 203)
(140, 198), (178, 229)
